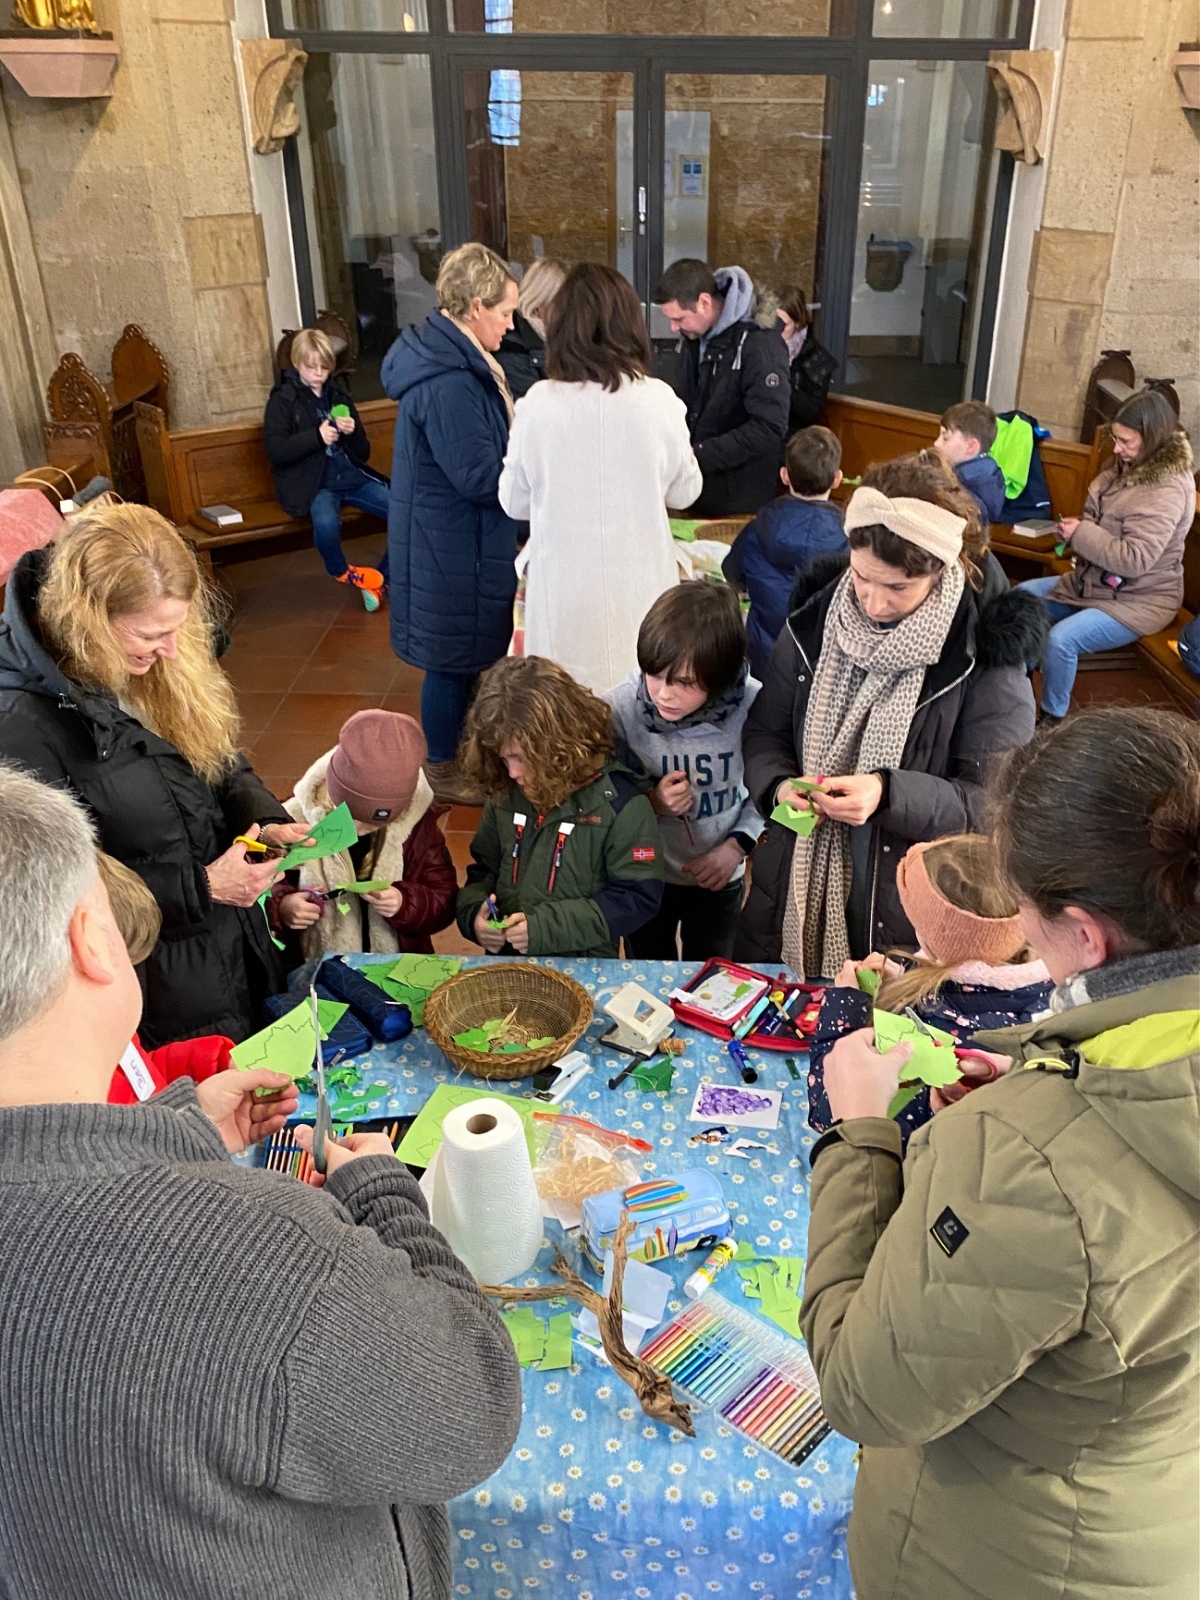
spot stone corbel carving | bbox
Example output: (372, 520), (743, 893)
(239, 38), (308, 156)
(988, 49), (1056, 164)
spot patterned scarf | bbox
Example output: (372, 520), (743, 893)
(781, 564), (965, 979)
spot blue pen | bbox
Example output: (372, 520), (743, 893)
(727, 1038), (759, 1085)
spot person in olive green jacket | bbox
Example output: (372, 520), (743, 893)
(800, 706), (1199, 1600)
(456, 656), (663, 957)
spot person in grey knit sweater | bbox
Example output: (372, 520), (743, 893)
(0, 763), (522, 1600)
(606, 582), (763, 958)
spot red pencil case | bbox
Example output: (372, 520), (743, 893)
(669, 958), (823, 1052)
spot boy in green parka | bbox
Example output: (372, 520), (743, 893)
(456, 656), (663, 957)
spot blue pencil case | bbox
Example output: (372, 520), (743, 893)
(263, 988), (372, 1058)
(581, 1169), (731, 1270)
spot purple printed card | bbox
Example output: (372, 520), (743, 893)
(688, 1081), (782, 1131)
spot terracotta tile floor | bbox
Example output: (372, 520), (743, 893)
(219, 538), (478, 955)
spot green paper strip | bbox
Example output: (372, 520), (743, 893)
(336, 878), (394, 895)
(539, 1311), (574, 1371)
(770, 801), (818, 837)
(873, 1009), (962, 1088)
(886, 1082), (923, 1120)
(668, 517), (705, 542)
(277, 803), (359, 872)
(501, 1306), (547, 1367)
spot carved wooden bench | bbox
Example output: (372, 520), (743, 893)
(46, 323), (169, 503)
(135, 397), (396, 571)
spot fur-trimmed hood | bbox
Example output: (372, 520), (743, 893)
(785, 549), (1050, 674)
(1111, 430), (1193, 490)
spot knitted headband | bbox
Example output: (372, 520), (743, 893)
(896, 840), (1027, 967)
(844, 485), (965, 568)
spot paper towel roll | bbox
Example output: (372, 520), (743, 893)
(430, 1097), (544, 1285)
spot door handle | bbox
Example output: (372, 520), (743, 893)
(638, 185), (646, 234)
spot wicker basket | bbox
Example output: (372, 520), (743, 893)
(423, 963), (594, 1082)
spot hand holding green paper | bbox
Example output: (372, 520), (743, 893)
(872, 1009), (962, 1118)
(276, 803), (359, 871)
(771, 776), (825, 837)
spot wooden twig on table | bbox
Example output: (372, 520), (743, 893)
(481, 1210), (695, 1436)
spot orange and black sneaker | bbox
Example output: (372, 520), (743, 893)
(337, 564), (385, 611)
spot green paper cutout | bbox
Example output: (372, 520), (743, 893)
(390, 953), (464, 993)
(395, 1083), (552, 1168)
(771, 801), (818, 837)
(276, 803), (359, 872)
(336, 900), (351, 916)
(540, 1311), (574, 1371)
(527, 1036), (555, 1049)
(630, 1056), (675, 1092)
(231, 999), (348, 1084)
(872, 1010), (962, 1088)
(886, 1082), (923, 1120)
(496, 1041), (527, 1055)
(668, 517), (705, 543)
(329, 403), (351, 419)
(737, 1256), (806, 1339)
(733, 1240), (758, 1263)
(337, 878), (394, 895)
(453, 1027), (491, 1051)
(501, 1306), (547, 1367)
(359, 965), (432, 1020)
(857, 967), (882, 997)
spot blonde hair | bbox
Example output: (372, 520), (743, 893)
(459, 656), (613, 812)
(436, 242), (516, 321)
(876, 834), (1030, 1012)
(38, 504), (241, 784)
(97, 851), (161, 965)
(518, 258), (568, 323)
(291, 328), (336, 371)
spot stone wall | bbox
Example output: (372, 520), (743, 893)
(0, 0), (274, 436)
(1016, 0), (1200, 441)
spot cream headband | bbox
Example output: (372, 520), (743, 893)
(843, 485), (965, 568)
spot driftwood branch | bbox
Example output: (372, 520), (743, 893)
(481, 1210), (695, 1435)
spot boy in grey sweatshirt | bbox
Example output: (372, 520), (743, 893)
(606, 582), (763, 958)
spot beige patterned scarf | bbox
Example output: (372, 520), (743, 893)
(781, 563), (965, 979)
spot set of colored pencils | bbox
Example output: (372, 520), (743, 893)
(259, 1120), (405, 1181)
(640, 1291), (830, 1465)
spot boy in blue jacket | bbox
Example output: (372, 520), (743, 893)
(722, 427), (846, 679)
(935, 399), (1006, 527)
(606, 583), (763, 959)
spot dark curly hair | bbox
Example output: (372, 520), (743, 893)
(459, 656), (614, 812)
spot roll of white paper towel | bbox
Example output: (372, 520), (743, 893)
(430, 1097), (544, 1284)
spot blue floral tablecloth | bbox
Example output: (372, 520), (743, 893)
(311, 956), (858, 1600)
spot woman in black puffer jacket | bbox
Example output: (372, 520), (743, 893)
(736, 453), (1048, 976)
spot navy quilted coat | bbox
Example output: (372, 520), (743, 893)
(382, 313), (518, 673)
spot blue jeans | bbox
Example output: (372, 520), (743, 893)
(309, 459), (390, 581)
(420, 670), (479, 764)
(1018, 576), (1139, 717)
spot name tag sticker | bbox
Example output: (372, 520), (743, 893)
(119, 1042), (156, 1103)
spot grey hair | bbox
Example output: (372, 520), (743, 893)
(0, 763), (98, 1041)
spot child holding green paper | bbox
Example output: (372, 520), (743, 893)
(805, 834), (1050, 1144)
(273, 710), (457, 960)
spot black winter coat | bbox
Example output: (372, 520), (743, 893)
(786, 334), (838, 433)
(262, 369), (379, 518)
(674, 321), (791, 517)
(735, 555), (1047, 966)
(0, 552), (290, 1048)
(382, 312), (517, 675)
(495, 312), (546, 401)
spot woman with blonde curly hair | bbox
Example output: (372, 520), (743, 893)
(454, 656), (663, 957)
(383, 241), (522, 803)
(0, 505), (311, 1047)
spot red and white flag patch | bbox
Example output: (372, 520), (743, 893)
(631, 846), (657, 862)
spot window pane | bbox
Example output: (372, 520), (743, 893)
(872, 0), (1016, 38)
(295, 53), (440, 400)
(282, 0), (429, 27)
(450, 0), (845, 37)
(462, 70), (635, 275)
(659, 74), (831, 339)
(845, 60), (996, 413)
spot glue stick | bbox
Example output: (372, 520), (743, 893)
(684, 1237), (738, 1300)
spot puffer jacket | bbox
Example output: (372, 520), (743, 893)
(1050, 432), (1194, 637)
(721, 496), (847, 679)
(801, 944), (1200, 1600)
(0, 551), (289, 1048)
(735, 554), (1048, 966)
(382, 312), (517, 674)
(672, 266), (790, 517)
(456, 759), (663, 957)
(262, 368), (381, 518)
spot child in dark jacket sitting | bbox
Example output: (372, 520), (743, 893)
(606, 581), (763, 960)
(456, 656), (663, 958)
(935, 400), (1006, 528)
(806, 833), (1051, 1146)
(722, 426), (846, 679)
(274, 709), (458, 958)
(263, 327), (389, 609)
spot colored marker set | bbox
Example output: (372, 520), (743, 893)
(639, 1291), (830, 1466)
(258, 1117), (407, 1180)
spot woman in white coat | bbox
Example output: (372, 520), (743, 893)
(499, 262), (703, 694)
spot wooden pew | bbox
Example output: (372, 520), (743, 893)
(46, 324), (169, 503)
(136, 398), (397, 570)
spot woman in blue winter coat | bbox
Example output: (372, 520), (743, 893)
(382, 243), (520, 804)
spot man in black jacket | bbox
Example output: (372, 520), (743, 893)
(654, 259), (790, 518)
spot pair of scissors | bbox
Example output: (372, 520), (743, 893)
(309, 985), (332, 1175)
